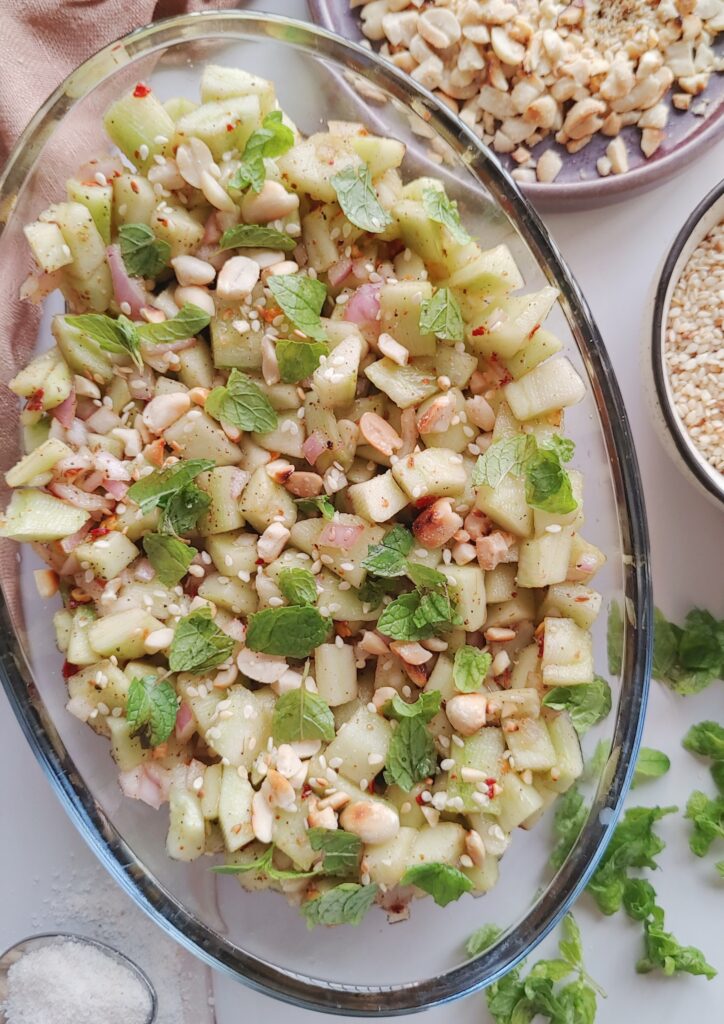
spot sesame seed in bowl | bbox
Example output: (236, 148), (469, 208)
(648, 179), (724, 508)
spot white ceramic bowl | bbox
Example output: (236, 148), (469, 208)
(645, 180), (724, 510)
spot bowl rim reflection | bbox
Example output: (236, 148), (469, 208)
(0, 11), (652, 1016)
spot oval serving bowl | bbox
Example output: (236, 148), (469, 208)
(647, 179), (724, 509)
(308, 0), (724, 212)
(0, 12), (651, 1015)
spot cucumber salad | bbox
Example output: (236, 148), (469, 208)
(1, 66), (608, 927)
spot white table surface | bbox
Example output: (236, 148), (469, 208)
(2, 4), (723, 1021)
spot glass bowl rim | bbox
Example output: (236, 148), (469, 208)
(650, 178), (724, 507)
(0, 10), (652, 1016)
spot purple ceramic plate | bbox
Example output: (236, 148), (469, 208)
(308, 0), (724, 211)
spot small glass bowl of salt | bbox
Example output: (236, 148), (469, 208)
(0, 933), (157, 1024)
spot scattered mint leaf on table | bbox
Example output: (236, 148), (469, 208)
(632, 748), (670, 788)
(466, 923), (502, 957)
(682, 720), (724, 760)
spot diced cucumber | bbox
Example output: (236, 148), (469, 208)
(164, 411), (242, 466)
(446, 727), (505, 813)
(24, 221), (73, 273)
(302, 206), (343, 274)
(201, 65), (276, 114)
(567, 534), (606, 583)
(9, 347), (73, 410)
(379, 280), (436, 357)
(392, 200), (447, 279)
(462, 851), (500, 893)
(392, 447), (467, 498)
(39, 201), (112, 311)
(66, 659), (130, 728)
(475, 473), (532, 537)
(312, 335), (362, 408)
(543, 711), (584, 793)
(176, 340), (215, 390)
(323, 706), (392, 786)
(448, 243), (524, 301)
(365, 828), (418, 886)
(175, 95), (261, 160)
(66, 178), (112, 245)
(540, 583), (602, 630)
(197, 467), (246, 535)
(107, 717), (147, 772)
(417, 388), (468, 453)
(510, 643), (541, 689)
(502, 328), (563, 380)
(365, 358), (438, 409)
(497, 772), (544, 832)
(54, 609), (74, 653)
(316, 514), (384, 589)
(272, 799), (317, 870)
(206, 530), (258, 577)
(348, 470), (408, 524)
(467, 287), (559, 359)
(198, 573), (258, 616)
(239, 465), (297, 532)
(410, 822), (467, 867)
(114, 506), (159, 542)
(504, 716), (557, 771)
(200, 763), (223, 820)
(485, 563), (517, 604)
(113, 581), (175, 620)
(23, 417), (51, 455)
(164, 97), (198, 121)
(277, 133), (358, 202)
(533, 470), (583, 534)
(418, 347), (478, 390)
(203, 686), (273, 768)
(315, 643), (358, 706)
(150, 204), (205, 258)
(541, 617), (594, 686)
(351, 133), (405, 176)
(517, 527), (574, 588)
(0, 488), (89, 542)
(211, 309), (263, 370)
(218, 765), (255, 852)
(5, 438), (71, 487)
(303, 391), (348, 472)
(103, 89), (175, 173)
(504, 356), (586, 422)
(441, 564), (486, 632)
(316, 569), (379, 621)
(484, 590), (536, 629)
(75, 531), (139, 581)
(112, 173), (156, 227)
(66, 607), (99, 667)
(167, 786), (206, 861)
(252, 411), (306, 459)
(88, 608), (165, 660)
(52, 315), (115, 385)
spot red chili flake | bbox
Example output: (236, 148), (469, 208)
(471, 325), (487, 336)
(226, 123), (234, 132)
(133, 82), (151, 98)
(260, 305), (282, 323)
(536, 633), (545, 658)
(415, 792), (425, 805)
(485, 777), (497, 799)
(89, 525), (110, 540)
(25, 389), (44, 411)
(130, 179), (140, 194)
(413, 495), (436, 510)
(301, 783), (312, 800)
(255, 557), (266, 566)
(529, 323), (541, 338)
(335, 621), (352, 638)
(62, 660), (78, 679)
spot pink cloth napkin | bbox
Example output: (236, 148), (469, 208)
(0, 0), (240, 164)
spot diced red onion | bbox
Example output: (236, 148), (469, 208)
(175, 701), (196, 743)
(94, 450), (131, 481)
(229, 468), (250, 499)
(51, 389), (76, 428)
(79, 470), (106, 493)
(49, 481), (112, 512)
(107, 244), (148, 317)
(119, 766), (165, 810)
(65, 418), (90, 448)
(319, 522), (364, 551)
(202, 211), (222, 246)
(327, 258), (353, 288)
(344, 283), (380, 325)
(103, 478), (129, 501)
(85, 405), (121, 434)
(302, 432), (327, 466)
(59, 522), (91, 554)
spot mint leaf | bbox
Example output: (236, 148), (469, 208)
(384, 714), (436, 791)
(683, 720), (724, 760)
(159, 482), (210, 535)
(466, 924), (501, 957)
(267, 274), (327, 341)
(382, 690), (441, 722)
(277, 567), (318, 607)
(126, 675), (178, 748)
(142, 532), (196, 586)
(272, 684), (335, 743)
(361, 525), (413, 578)
(300, 881), (378, 928)
(405, 561), (447, 591)
(637, 906), (717, 979)
(401, 862), (473, 907)
(558, 913), (584, 969)
(65, 312), (142, 370)
(219, 223), (296, 252)
(607, 600), (623, 676)
(716, 861), (724, 877)
(213, 844), (319, 881)
(685, 790), (724, 857)
(135, 303), (211, 345)
(471, 434), (532, 488)
(555, 980), (597, 1024)
(622, 878), (658, 922)
(453, 645), (492, 693)
(583, 738), (610, 782)
(205, 368), (278, 433)
(632, 748), (670, 788)
(168, 607), (234, 674)
(651, 606), (723, 694)
(275, 338), (328, 383)
(294, 495), (335, 520)
(418, 287), (464, 342)
(331, 162), (392, 233)
(550, 785), (587, 870)
(128, 459), (215, 515)
(712, 761), (724, 795)
(246, 605), (331, 658)
(422, 187), (470, 244)
(376, 591), (426, 640)
(524, 446), (577, 514)
(228, 110), (295, 193)
(308, 828), (362, 876)
(653, 607), (680, 680)
(542, 677), (612, 734)
(679, 608), (723, 673)
(413, 589), (461, 632)
(118, 222), (170, 278)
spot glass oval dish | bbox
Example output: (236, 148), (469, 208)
(0, 12), (652, 1016)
